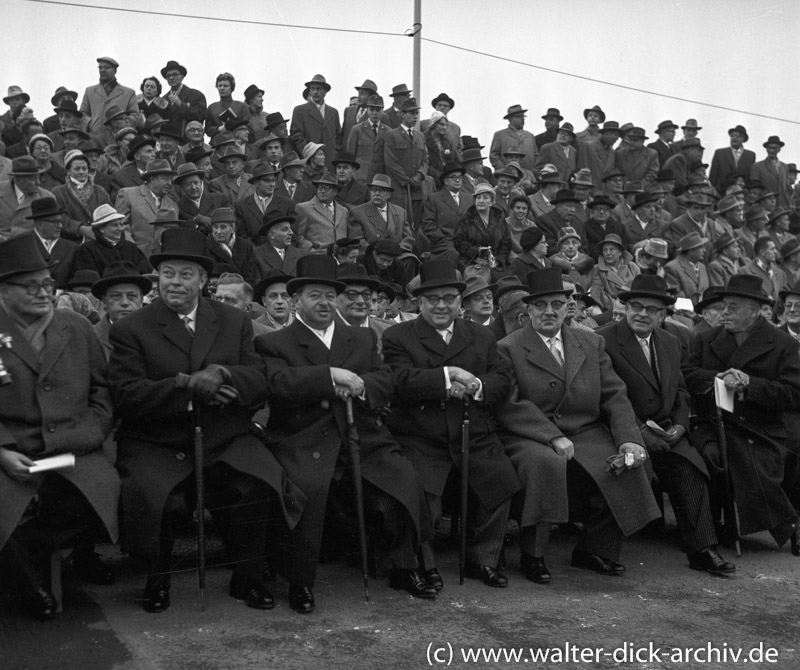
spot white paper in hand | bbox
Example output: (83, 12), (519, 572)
(714, 377), (734, 412)
(27, 453), (76, 474)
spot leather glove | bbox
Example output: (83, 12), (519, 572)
(639, 426), (671, 456)
(183, 364), (229, 402)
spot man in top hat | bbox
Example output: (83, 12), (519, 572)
(24, 196), (78, 285)
(597, 275), (735, 575)
(289, 74), (341, 170)
(664, 232), (710, 306)
(293, 172), (348, 253)
(706, 232), (740, 288)
(340, 79), (383, 149)
(80, 57), (137, 136)
(708, 125), (755, 195)
(421, 163), (473, 266)
(160, 60), (207, 135)
(384, 84), (412, 129)
(203, 207), (259, 286)
(333, 152), (369, 210)
(576, 105), (606, 145)
(683, 274), (800, 554)
(252, 269), (294, 333)
(114, 158), (179, 256)
(382, 260), (521, 589)
(496, 267), (660, 584)
(0, 157), (57, 241)
(174, 162), (229, 235)
(274, 151), (315, 205)
(109, 134), (157, 199)
(209, 145), (255, 204)
(534, 107), (563, 150)
(254, 254), (436, 612)
(535, 123), (578, 184)
(347, 94), (389, 185)
(750, 136), (792, 209)
(348, 173), (413, 251)
(615, 127), (659, 187)
(646, 120), (679, 166)
(108, 227), (305, 613)
(577, 121), (621, 187)
(739, 237), (786, 304)
(234, 162), (294, 245)
(0, 234), (120, 620)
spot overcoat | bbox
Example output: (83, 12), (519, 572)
(420, 188), (473, 263)
(253, 243), (307, 278)
(348, 201), (413, 249)
(114, 184), (180, 255)
(234, 192), (295, 245)
(72, 234), (151, 277)
(383, 126), (428, 203)
(289, 101), (341, 169)
(708, 147), (756, 194)
(453, 205), (511, 268)
(80, 82), (138, 136)
(293, 197), (349, 252)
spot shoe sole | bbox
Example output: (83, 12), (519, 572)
(570, 561), (624, 576)
(689, 564), (736, 575)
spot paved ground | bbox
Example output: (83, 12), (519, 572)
(2, 515), (799, 670)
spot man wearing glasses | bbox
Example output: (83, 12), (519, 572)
(497, 267), (660, 584)
(382, 260), (520, 589)
(598, 275), (735, 575)
(334, 263), (392, 354)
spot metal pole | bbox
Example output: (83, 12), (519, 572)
(412, 0), (421, 128)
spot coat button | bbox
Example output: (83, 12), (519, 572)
(322, 429), (329, 436)
(42, 383), (52, 391)
(555, 412), (561, 419)
(549, 381), (556, 388)
(320, 400), (330, 409)
(176, 452), (186, 460)
(747, 439), (754, 445)
(47, 423), (56, 432)
(312, 451), (320, 459)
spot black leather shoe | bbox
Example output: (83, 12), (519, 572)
(423, 568), (444, 592)
(791, 527), (800, 557)
(571, 549), (625, 576)
(142, 574), (171, 613)
(521, 554), (551, 584)
(464, 564), (508, 588)
(389, 569), (437, 599)
(262, 560), (276, 583)
(230, 572), (275, 610)
(72, 551), (115, 585)
(689, 548), (736, 575)
(288, 584), (315, 614)
(28, 588), (58, 621)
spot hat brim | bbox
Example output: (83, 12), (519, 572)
(411, 279), (466, 297)
(286, 277), (344, 295)
(714, 288), (773, 305)
(25, 206), (65, 220)
(584, 108), (606, 122)
(91, 274), (152, 299)
(431, 96), (455, 109)
(143, 168), (177, 179)
(51, 90), (78, 106)
(254, 274), (294, 299)
(311, 180), (342, 190)
(503, 109), (528, 120)
(366, 180), (395, 192)
(339, 276), (383, 291)
(763, 140), (785, 148)
(617, 289), (676, 305)
(174, 169), (207, 183)
(332, 158), (361, 169)
(462, 282), (498, 302)
(160, 65), (187, 78)
(304, 80), (331, 92)
(149, 252), (214, 274)
(521, 287), (573, 303)
(3, 92), (30, 105)
(126, 138), (157, 161)
(0, 259), (57, 282)
(540, 112), (562, 121)
(695, 295), (724, 313)
(248, 171), (281, 184)
(280, 159), (305, 170)
(258, 216), (295, 236)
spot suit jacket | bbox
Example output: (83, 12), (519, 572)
(340, 105), (389, 150)
(109, 163), (143, 200)
(577, 140), (616, 186)
(274, 178), (315, 205)
(585, 216), (626, 260)
(204, 236), (260, 286)
(495, 324), (660, 535)
(421, 188), (473, 260)
(347, 119), (390, 183)
(253, 243), (307, 277)
(162, 85), (207, 134)
(528, 191), (553, 220)
(383, 126), (429, 201)
(114, 184), (180, 256)
(489, 127), (538, 172)
(209, 173), (255, 205)
(293, 196), (349, 252)
(80, 82), (138, 135)
(621, 216), (669, 251)
(534, 141), (577, 183)
(0, 181), (55, 240)
(647, 139), (674, 167)
(109, 298), (305, 555)
(709, 146), (756, 193)
(707, 255), (741, 287)
(0, 308), (119, 552)
(382, 317), (520, 509)
(348, 201), (412, 249)
(178, 189), (230, 233)
(740, 258), (787, 304)
(234, 192), (295, 245)
(615, 146), (659, 186)
(34, 235), (79, 286)
(751, 158), (792, 209)
(335, 178), (370, 210)
(289, 100), (341, 169)
(536, 208), (587, 251)
(664, 254), (710, 305)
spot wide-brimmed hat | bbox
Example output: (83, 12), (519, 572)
(588, 194), (616, 210)
(596, 233), (626, 253)
(50, 86), (78, 107)
(312, 172), (341, 190)
(558, 122), (576, 136)
(25, 197), (64, 220)
(65, 269), (101, 290)
(149, 228), (214, 273)
(695, 286), (724, 313)
(715, 194), (741, 215)
(780, 237), (800, 260)
(717, 274), (773, 304)
(90, 203), (125, 228)
(9, 156), (44, 177)
(337, 263), (382, 290)
(641, 238), (669, 260)
(354, 79), (378, 94)
(265, 111), (287, 128)
(618, 274), (676, 305)
(91, 260), (152, 299)
(744, 205), (769, 224)
(768, 208), (791, 225)
(462, 275), (496, 302)
(53, 99), (83, 117)
(156, 123), (183, 140)
(493, 275), (527, 301)
(279, 151), (305, 170)
(248, 162), (281, 183)
(366, 94), (384, 109)
(304, 74), (331, 91)
(625, 127), (648, 140)
(601, 169), (624, 183)
(583, 105), (605, 122)
(679, 138), (705, 151)
(493, 165), (521, 183)
(58, 124), (91, 140)
(728, 125), (749, 142)
(3, 85), (30, 105)
(217, 144), (247, 162)
(160, 60), (188, 78)
(146, 208), (185, 227)
(367, 173), (394, 191)
(332, 151), (360, 169)
(439, 162), (465, 181)
(399, 98), (420, 113)
(173, 162), (206, 184)
(632, 192), (658, 210)
(126, 135), (157, 161)
(461, 136), (484, 150)
(763, 135), (785, 148)
(521, 267), (572, 303)
(253, 269), (293, 301)
(287, 254), (344, 294)
(225, 117), (250, 133)
(461, 148), (485, 163)
(210, 131), (237, 149)
(540, 107), (563, 121)
(412, 260), (466, 296)
(779, 280), (800, 303)
(710, 232), (738, 256)
(598, 121), (621, 134)
(142, 159), (176, 179)
(503, 104), (528, 120)
(103, 105), (128, 126)
(259, 212), (295, 237)
(677, 231), (708, 253)
(654, 120), (679, 134)
(557, 227), (582, 246)
(389, 83), (411, 97)
(143, 113), (166, 133)
(550, 189), (580, 205)
(431, 92), (455, 109)
(255, 132), (283, 150)
(302, 142), (325, 162)
(681, 119), (702, 130)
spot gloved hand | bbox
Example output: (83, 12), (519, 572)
(639, 425), (671, 456)
(182, 364), (229, 402)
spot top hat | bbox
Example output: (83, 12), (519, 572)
(461, 275), (496, 302)
(540, 107), (563, 121)
(332, 151), (361, 169)
(50, 86), (78, 107)
(253, 269), (294, 301)
(367, 173), (395, 191)
(355, 79), (378, 93)
(0, 234), (56, 281)
(521, 267), (573, 303)
(91, 260), (152, 299)
(695, 286), (725, 313)
(287, 254), (344, 294)
(618, 274), (676, 305)
(389, 83), (411, 97)
(728, 125), (749, 142)
(655, 120), (679, 134)
(3, 85), (30, 105)
(412, 260), (466, 296)
(259, 212), (295, 237)
(551, 189), (581, 205)
(25, 197), (64, 220)
(243, 84), (265, 101)
(304, 74), (331, 92)
(337, 263), (382, 290)
(503, 104), (528, 120)
(174, 162), (206, 184)
(681, 119), (702, 130)
(265, 112), (288, 128)
(431, 92), (455, 110)
(126, 135), (157, 162)
(149, 228), (214, 273)
(763, 135), (785, 148)
(248, 162), (281, 183)
(677, 231), (708, 253)
(717, 274), (773, 304)
(583, 105), (606, 122)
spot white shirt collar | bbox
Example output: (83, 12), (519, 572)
(296, 313), (335, 348)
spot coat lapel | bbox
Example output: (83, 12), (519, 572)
(729, 319), (776, 370)
(291, 319), (331, 366)
(38, 317), (71, 380)
(328, 323), (355, 367)
(522, 325), (564, 379)
(708, 327), (738, 368)
(190, 299), (220, 371)
(618, 320), (659, 391)
(414, 316), (447, 358)
(155, 300), (193, 357)
(444, 319), (470, 361)
(561, 327), (585, 387)
(0, 308), (39, 372)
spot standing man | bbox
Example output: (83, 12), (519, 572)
(347, 94), (389, 185)
(255, 255), (436, 613)
(672, 119), (702, 154)
(709, 125), (755, 195)
(615, 128), (659, 188)
(348, 173), (413, 250)
(383, 98), (428, 225)
(490, 104), (538, 173)
(340, 79), (378, 149)
(576, 105), (605, 145)
(578, 121), (621, 187)
(534, 123), (578, 184)
(234, 162), (294, 245)
(750, 136), (792, 209)
(159, 60), (207, 135)
(109, 227), (305, 613)
(384, 84), (412, 129)
(293, 173), (348, 252)
(80, 57), (137, 137)
(289, 74), (341, 170)
(382, 260), (520, 588)
(421, 163), (473, 265)
(648, 120), (678, 166)
(534, 107), (563, 150)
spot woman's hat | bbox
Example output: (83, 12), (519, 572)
(91, 203), (125, 228)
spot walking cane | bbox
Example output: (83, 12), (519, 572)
(715, 405), (742, 558)
(193, 403), (206, 611)
(459, 396), (470, 586)
(345, 396), (370, 603)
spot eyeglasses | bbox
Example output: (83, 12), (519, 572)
(342, 289), (372, 302)
(530, 300), (566, 312)
(627, 301), (664, 316)
(6, 279), (57, 295)
(422, 294), (459, 306)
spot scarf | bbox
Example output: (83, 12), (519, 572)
(0, 299), (54, 356)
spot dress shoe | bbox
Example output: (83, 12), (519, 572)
(464, 564), (508, 588)
(262, 560), (276, 583)
(571, 549), (625, 576)
(689, 548), (736, 575)
(423, 568), (444, 592)
(791, 527), (800, 557)
(288, 584), (315, 614)
(72, 551), (115, 585)
(229, 572), (275, 610)
(142, 574), (171, 613)
(28, 588), (58, 621)
(389, 569), (437, 599)
(520, 554), (551, 584)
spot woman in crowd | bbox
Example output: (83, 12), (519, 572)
(453, 182), (511, 278)
(509, 227), (551, 283)
(72, 204), (150, 276)
(52, 150), (111, 236)
(424, 111), (454, 183)
(136, 76), (167, 122)
(589, 233), (641, 310)
(205, 72), (250, 138)
(506, 194), (536, 259)
(29, 133), (65, 190)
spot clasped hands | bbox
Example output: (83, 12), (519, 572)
(176, 364), (239, 406)
(331, 367), (365, 400)
(447, 366), (481, 400)
(716, 368), (749, 393)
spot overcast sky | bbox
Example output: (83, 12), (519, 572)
(4, 0), (799, 157)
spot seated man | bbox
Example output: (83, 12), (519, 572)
(109, 228), (305, 613)
(683, 274), (800, 554)
(0, 234), (119, 620)
(497, 267), (660, 584)
(598, 275), (735, 575)
(382, 260), (520, 588)
(253, 270), (294, 333)
(254, 255), (436, 614)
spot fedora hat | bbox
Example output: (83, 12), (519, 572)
(744, 205), (769, 224)
(143, 113), (166, 133)
(502, 146), (526, 158)
(159, 60), (188, 78)
(287, 254), (344, 294)
(461, 136), (485, 150)
(462, 275), (496, 302)
(149, 228), (214, 273)
(493, 165), (521, 182)
(715, 194), (741, 215)
(728, 125), (749, 142)
(25, 197), (64, 220)
(337, 263), (382, 290)
(412, 260), (466, 297)
(90, 203), (124, 228)
(710, 232), (738, 256)
(679, 138), (705, 151)
(557, 227), (582, 246)
(681, 119), (702, 130)
(367, 173), (395, 191)
(248, 161), (281, 183)
(763, 135), (785, 148)
(126, 135), (157, 161)
(259, 212), (295, 237)
(461, 148), (485, 163)
(53, 99), (83, 117)
(265, 111), (287, 128)
(779, 280), (800, 303)
(332, 151), (361, 169)
(103, 105), (128, 126)
(588, 194), (616, 210)
(304, 74), (331, 91)
(253, 269), (294, 301)
(184, 146), (213, 164)
(217, 144), (247, 163)
(3, 85), (30, 105)
(768, 208), (791, 225)
(147, 208), (185, 227)
(695, 286), (724, 313)
(625, 127), (648, 140)
(279, 151), (305, 170)
(142, 159), (176, 179)
(596, 233), (626, 253)
(366, 94), (384, 109)
(439, 162), (465, 181)
(789, 163), (799, 173)
(65, 269), (101, 290)
(58, 123), (91, 140)
(540, 107), (563, 121)
(91, 260), (152, 299)
(311, 172), (341, 190)
(558, 122), (576, 136)
(156, 123), (183, 140)
(717, 274), (773, 304)
(550, 189), (581, 205)
(571, 168), (594, 188)
(225, 117), (249, 132)
(618, 274), (676, 305)
(780, 237), (800, 260)
(255, 132), (283, 150)
(302, 141), (325, 162)
(655, 119), (679, 134)
(756, 190), (777, 203)
(521, 267), (572, 303)
(538, 172), (565, 186)
(622, 180), (644, 194)
(632, 192), (658, 209)
(399, 97), (421, 113)
(641, 238), (669, 260)
(493, 275), (527, 301)
(210, 131), (237, 149)
(599, 169), (623, 183)
(583, 105), (605, 122)
(355, 79), (378, 93)
(50, 86), (78, 107)
(389, 83), (411, 97)
(677, 231), (708, 253)
(9, 156), (44, 177)
(683, 193), (714, 208)
(503, 104), (528, 120)
(173, 162), (206, 184)
(599, 121), (621, 133)
(431, 92), (455, 110)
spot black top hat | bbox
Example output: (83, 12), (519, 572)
(126, 135), (157, 162)
(286, 254), (344, 295)
(0, 234), (57, 281)
(259, 212), (295, 237)
(253, 269), (293, 301)
(243, 84), (265, 101)
(521, 267), (572, 303)
(431, 92), (455, 110)
(25, 197), (64, 220)
(160, 60), (188, 78)
(331, 151), (361, 169)
(717, 274), (773, 304)
(149, 228), (214, 274)
(337, 263), (382, 290)
(695, 286), (724, 313)
(91, 260), (152, 299)
(618, 275), (676, 305)
(412, 260), (466, 296)
(66, 269), (101, 290)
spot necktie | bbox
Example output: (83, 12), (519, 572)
(288, 183), (296, 199)
(380, 208), (387, 222)
(407, 128), (413, 141)
(439, 329), (452, 344)
(548, 337), (564, 368)
(639, 338), (651, 364)
(182, 315), (194, 336)
(372, 123), (378, 137)
(327, 203), (334, 217)
(453, 193), (459, 206)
